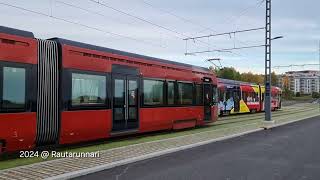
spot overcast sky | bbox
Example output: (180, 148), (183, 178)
(1, 0), (319, 74)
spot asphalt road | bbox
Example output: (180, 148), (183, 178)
(75, 115), (320, 180)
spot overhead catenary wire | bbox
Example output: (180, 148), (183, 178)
(140, 0), (217, 33)
(88, 0), (213, 47)
(57, 0), (186, 42)
(56, 1), (112, 20)
(56, 0), (209, 52)
(232, 0), (265, 30)
(273, 64), (320, 68)
(197, 0), (265, 34)
(184, 0), (266, 58)
(0, 1), (166, 48)
(185, 44), (266, 55)
(140, 0), (266, 58)
(184, 27), (265, 41)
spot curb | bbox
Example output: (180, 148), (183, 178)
(271, 114), (320, 129)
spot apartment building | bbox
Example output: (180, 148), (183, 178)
(278, 70), (320, 94)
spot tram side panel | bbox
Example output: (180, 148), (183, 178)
(0, 31), (37, 152)
(58, 44), (112, 145)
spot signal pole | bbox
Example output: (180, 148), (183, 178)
(264, 0), (272, 121)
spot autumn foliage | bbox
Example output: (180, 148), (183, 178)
(213, 67), (278, 86)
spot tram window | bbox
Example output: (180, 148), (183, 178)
(71, 73), (106, 106)
(177, 82), (193, 105)
(244, 92), (259, 102)
(143, 79), (164, 105)
(2, 67), (26, 110)
(212, 86), (218, 104)
(195, 84), (203, 105)
(252, 92), (258, 102)
(218, 89), (224, 102)
(243, 92), (248, 103)
(225, 90), (233, 101)
(167, 81), (175, 105)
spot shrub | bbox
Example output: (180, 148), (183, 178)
(296, 92), (301, 97)
(312, 92), (320, 98)
(282, 87), (294, 100)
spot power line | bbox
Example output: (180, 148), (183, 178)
(232, 0), (265, 30)
(184, 27), (264, 55)
(56, 1), (109, 19)
(88, 0), (216, 48)
(140, 0), (217, 33)
(184, 27), (265, 41)
(0, 1), (166, 48)
(185, 44), (265, 55)
(273, 64), (320, 68)
(232, 37), (259, 57)
(197, 0), (265, 34)
(57, 0), (184, 42)
(57, 0), (209, 52)
(89, 0), (194, 40)
(183, 0), (266, 57)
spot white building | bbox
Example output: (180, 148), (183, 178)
(278, 70), (320, 95)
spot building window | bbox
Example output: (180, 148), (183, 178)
(2, 67), (26, 110)
(195, 84), (203, 105)
(143, 79), (164, 105)
(71, 73), (106, 106)
(167, 81), (175, 105)
(177, 82), (193, 105)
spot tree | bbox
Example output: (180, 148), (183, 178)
(214, 67), (241, 80)
(240, 72), (264, 84)
(282, 75), (289, 89)
(271, 71), (278, 86)
(312, 92), (320, 98)
(283, 87), (294, 100)
(211, 67), (279, 86)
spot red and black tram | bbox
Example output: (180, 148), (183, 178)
(0, 26), (218, 154)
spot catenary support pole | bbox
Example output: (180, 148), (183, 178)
(265, 0), (272, 121)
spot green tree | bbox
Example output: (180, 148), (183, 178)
(214, 67), (241, 80)
(271, 71), (278, 86)
(312, 92), (320, 98)
(240, 72), (264, 84)
(283, 87), (294, 100)
(211, 67), (279, 86)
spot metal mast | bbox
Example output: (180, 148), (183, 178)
(265, 0), (272, 121)
(318, 40), (320, 94)
(318, 40), (320, 111)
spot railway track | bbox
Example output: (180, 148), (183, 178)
(215, 105), (318, 126)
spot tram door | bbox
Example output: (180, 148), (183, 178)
(233, 87), (241, 112)
(112, 75), (139, 132)
(204, 84), (212, 121)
